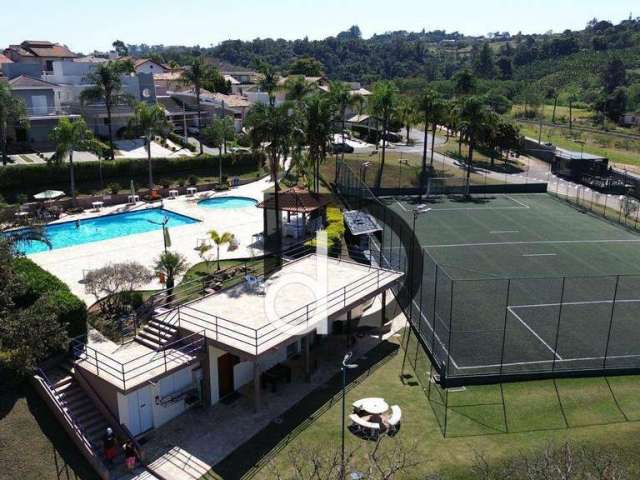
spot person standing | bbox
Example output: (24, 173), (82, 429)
(123, 440), (137, 472)
(102, 427), (117, 467)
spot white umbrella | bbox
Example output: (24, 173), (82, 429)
(33, 190), (65, 200)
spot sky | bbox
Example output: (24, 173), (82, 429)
(1, 0), (637, 53)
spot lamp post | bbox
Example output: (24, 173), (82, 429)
(341, 352), (358, 480)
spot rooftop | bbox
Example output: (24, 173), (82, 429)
(7, 41), (77, 59)
(256, 186), (330, 213)
(8, 74), (59, 89)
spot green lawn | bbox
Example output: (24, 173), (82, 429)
(238, 335), (640, 479)
(0, 381), (98, 480)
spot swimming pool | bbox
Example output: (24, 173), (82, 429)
(198, 196), (258, 209)
(12, 208), (199, 255)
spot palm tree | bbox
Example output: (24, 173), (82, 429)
(0, 82), (29, 167)
(369, 81), (398, 189)
(415, 88), (439, 177)
(80, 60), (134, 161)
(257, 63), (279, 107)
(0, 209), (50, 250)
(455, 96), (494, 198)
(302, 93), (335, 192)
(128, 102), (170, 190)
(429, 98), (448, 169)
(397, 97), (416, 146)
(328, 81), (353, 151)
(181, 57), (216, 154)
(49, 117), (95, 207)
(284, 75), (313, 106)
(154, 251), (189, 299)
(208, 229), (233, 270)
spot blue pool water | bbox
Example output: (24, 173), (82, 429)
(12, 208), (199, 255)
(198, 196), (257, 209)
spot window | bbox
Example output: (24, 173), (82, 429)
(45, 60), (53, 72)
(31, 96), (48, 115)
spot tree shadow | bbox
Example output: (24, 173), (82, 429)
(212, 341), (399, 480)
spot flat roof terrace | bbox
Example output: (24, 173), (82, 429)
(173, 254), (404, 356)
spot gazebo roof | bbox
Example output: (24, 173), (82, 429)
(256, 186), (330, 214)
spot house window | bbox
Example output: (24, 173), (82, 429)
(45, 60), (53, 72)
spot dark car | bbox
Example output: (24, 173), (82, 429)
(331, 142), (355, 154)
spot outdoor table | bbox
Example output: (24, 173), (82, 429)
(358, 397), (389, 415)
(127, 194), (139, 204)
(92, 201), (104, 211)
(186, 187), (197, 196)
(169, 189), (179, 199)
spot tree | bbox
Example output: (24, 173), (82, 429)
(369, 81), (398, 188)
(154, 251), (189, 299)
(328, 81), (357, 162)
(546, 87), (559, 123)
(455, 96), (494, 197)
(284, 75), (314, 106)
(112, 40), (128, 57)
(473, 43), (496, 79)
(208, 229), (233, 270)
(49, 117), (95, 207)
(453, 69), (477, 96)
(84, 262), (153, 316)
(566, 86), (579, 130)
(80, 60), (134, 160)
(202, 117), (235, 181)
(602, 57), (627, 94)
(415, 88), (440, 180)
(595, 86), (628, 123)
(301, 93), (335, 192)
(496, 56), (513, 80)
(0, 294), (68, 374)
(396, 98), (416, 146)
(0, 82), (29, 166)
(127, 101), (170, 190)
(257, 63), (280, 107)
(181, 57), (217, 154)
(288, 56), (324, 77)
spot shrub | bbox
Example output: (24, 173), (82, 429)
(159, 178), (172, 188)
(106, 182), (121, 194)
(12, 258), (87, 338)
(305, 206), (344, 257)
(168, 132), (197, 152)
(178, 177), (186, 187)
(188, 175), (199, 186)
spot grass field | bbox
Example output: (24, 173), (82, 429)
(247, 336), (640, 479)
(385, 193), (640, 383)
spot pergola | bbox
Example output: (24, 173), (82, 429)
(256, 186), (330, 234)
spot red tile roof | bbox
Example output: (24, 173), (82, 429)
(0, 53), (13, 64)
(7, 41), (77, 59)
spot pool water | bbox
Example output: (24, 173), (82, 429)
(13, 208), (198, 255)
(198, 196), (257, 209)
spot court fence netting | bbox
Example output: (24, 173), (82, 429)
(334, 160), (640, 434)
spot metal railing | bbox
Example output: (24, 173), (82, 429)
(71, 331), (205, 391)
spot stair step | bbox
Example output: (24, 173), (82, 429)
(149, 320), (178, 334)
(135, 336), (162, 351)
(52, 376), (74, 390)
(142, 326), (175, 339)
(60, 387), (85, 403)
(66, 398), (93, 414)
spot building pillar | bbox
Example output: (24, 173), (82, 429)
(304, 333), (311, 382)
(253, 360), (261, 412)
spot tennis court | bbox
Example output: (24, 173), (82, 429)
(385, 193), (640, 384)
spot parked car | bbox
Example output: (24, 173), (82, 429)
(331, 142), (355, 154)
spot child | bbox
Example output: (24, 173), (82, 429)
(123, 440), (137, 471)
(102, 428), (117, 467)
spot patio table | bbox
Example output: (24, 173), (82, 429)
(127, 194), (139, 204)
(186, 187), (197, 196)
(169, 189), (179, 199)
(358, 397), (389, 415)
(92, 201), (104, 211)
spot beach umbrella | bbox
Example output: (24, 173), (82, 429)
(33, 190), (65, 200)
(130, 180), (135, 199)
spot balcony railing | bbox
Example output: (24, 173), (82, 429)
(25, 106), (76, 118)
(71, 330), (205, 391)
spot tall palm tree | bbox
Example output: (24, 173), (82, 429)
(397, 97), (416, 146)
(429, 98), (448, 169)
(128, 102), (170, 190)
(181, 57), (216, 154)
(0, 83), (29, 167)
(80, 60), (134, 161)
(455, 96), (493, 198)
(302, 93), (335, 192)
(153, 251), (189, 300)
(284, 75), (313, 106)
(257, 64), (279, 107)
(369, 81), (398, 189)
(328, 81), (352, 151)
(208, 229), (233, 270)
(415, 88), (440, 179)
(49, 117), (95, 207)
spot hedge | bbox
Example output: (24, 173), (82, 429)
(13, 258), (87, 338)
(306, 206), (345, 256)
(0, 152), (265, 201)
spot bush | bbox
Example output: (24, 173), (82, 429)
(106, 182), (121, 194)
(0, 152), (264, 201)
(168, 132), (197, 152)
(177, 177), (186, 187)
(158, 178), (172, 188)
(13, 258), (87, 338)
(188, 175), (199, 186)
(305, 206), (344, 257)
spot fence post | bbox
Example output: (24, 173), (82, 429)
(94, 349), (100, 376)
(551, 277), (566, 373)
(343, 286), (347, 307)
(163, 349), (167, 372)
(498, 279), (512, 379)
(602, 275), (621, 371)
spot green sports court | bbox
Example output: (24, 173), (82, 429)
(384, 193), (640, 384)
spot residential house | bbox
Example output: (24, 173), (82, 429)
(133, 58), (170, 75)
(6, 74), (81, 144)
(207, 58), (259, 85)
(153, 70), (185, 96)
(4, 40), (77, 74)
(171, 88), (251, 132)
(0, 53), (13, 76)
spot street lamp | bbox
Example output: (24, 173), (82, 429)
(341, 352), (358, 479)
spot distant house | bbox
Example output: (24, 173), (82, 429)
(7, 74), (80, 143)
(154, 70), (185, 96)
(4, 40), (77, 74)
(206, 58), (259, 85)
(133, 58), (170, 75)
(171, 88), (251, 132)
(621, 112), (640, 127)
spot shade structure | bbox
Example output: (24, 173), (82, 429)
(33, 190), (65, 200)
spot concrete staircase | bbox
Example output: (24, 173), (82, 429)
(134, 317), (178, 351)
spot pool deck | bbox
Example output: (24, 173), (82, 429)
(28, 177), (271, 304)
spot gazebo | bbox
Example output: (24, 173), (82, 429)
(256, 186), (330, 240)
